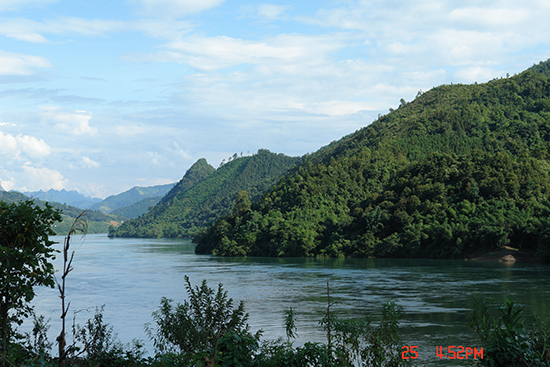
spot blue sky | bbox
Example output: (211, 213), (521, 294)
(1, 0), (550, 198)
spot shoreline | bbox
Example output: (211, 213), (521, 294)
(467, 246), (542, 263)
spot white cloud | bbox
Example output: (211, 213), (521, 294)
(16, 134), (51, 158)
(0, 17), (126, 42)
(257, 4), (289, 19)
(0, 130), (51, 161)
(0, 131), (18, 156)
(307, 100), (374, 116)
(449, 7), (529, 27)
(0, 50), (52, 75)
(168, 141), (191, 160)
(137, 0), (225, 18)
(0, 177), (15, 191)
(81, 156), (100, 168)
(134, 33), (347, 71)
(21, 163), (67, 191)
(40, 107), (97, 135)
(454, 66), (497, 83)
(0, 0), (57, 12)
(0, 16), (194, 44)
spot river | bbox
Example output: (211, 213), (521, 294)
(27, 234), (550, 366)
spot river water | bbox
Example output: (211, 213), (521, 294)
(28, 234), (550, 366)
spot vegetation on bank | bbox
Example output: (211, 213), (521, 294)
(195, 60), (550, 261)
(3, 277), (550, 367)
(109, 150), (300, 239)
(1, 201), (549, 366)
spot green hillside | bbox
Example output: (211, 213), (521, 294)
(109, 150), (300, 238)
(195, 60), (550, 261)
(110, 196), (163, 218)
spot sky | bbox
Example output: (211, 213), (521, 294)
(1, 0), (550, 198)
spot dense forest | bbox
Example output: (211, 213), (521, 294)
(109, 150), (300, 238)
(195, 60), (550, 261)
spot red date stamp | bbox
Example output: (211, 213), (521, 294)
(402, 345), (483, 360)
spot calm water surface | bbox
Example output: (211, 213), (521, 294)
(29, 234), (550, 366)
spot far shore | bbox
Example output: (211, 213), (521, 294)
(467, 246), (542, 263)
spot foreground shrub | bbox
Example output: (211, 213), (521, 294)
(146, 276), (259, 366)
(468, 294), (550, 366)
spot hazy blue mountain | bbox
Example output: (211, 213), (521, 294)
(23, 188), (101, 208)
(110, 196), (164, 219)
(90, 183), (176, 214)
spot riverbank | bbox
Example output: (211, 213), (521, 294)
(467, 246), (541, 263)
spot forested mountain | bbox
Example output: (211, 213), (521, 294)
(195, 60), (550, 261)
(90, 182), (175, 214)
(109, 150), (300, 238)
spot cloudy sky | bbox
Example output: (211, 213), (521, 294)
(1, 0), (549, 198)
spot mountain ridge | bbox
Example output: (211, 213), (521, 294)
(110, 149), (300, 238)
(194, 59), (550, 261)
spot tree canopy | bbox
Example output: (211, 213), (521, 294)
(0, 200), (61, 359)
(195, 59), (550, 261)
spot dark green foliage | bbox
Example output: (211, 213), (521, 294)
(254, 300), (409, 367)
(0, 200), (61, 362)
(146, 276), (256, 366)
(319, 300), (408, 367)
(216, 331), (259, 367)
(195, 59), (550, 260)
(111, 150), (299, 239)
(72, 305), (125, 365)
(468, 294), (550, 366)
(283, 307), (298, 341)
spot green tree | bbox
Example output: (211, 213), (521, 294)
(146, 276), (258, 366)
(233, 191), (252, 215)
(0, 200), (62, 364)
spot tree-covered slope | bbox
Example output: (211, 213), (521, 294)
(195, 60), (550, 261)
(109, 150), (299, 238)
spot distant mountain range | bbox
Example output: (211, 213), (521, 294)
(0, 190), (123, 235)
(89, 183), (175, 215)
(1, 181), (177, 235)
(23, 188), (102, 209)
(19, 183), (176, 220)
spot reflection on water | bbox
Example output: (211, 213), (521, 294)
(28, 234), (550, 366)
